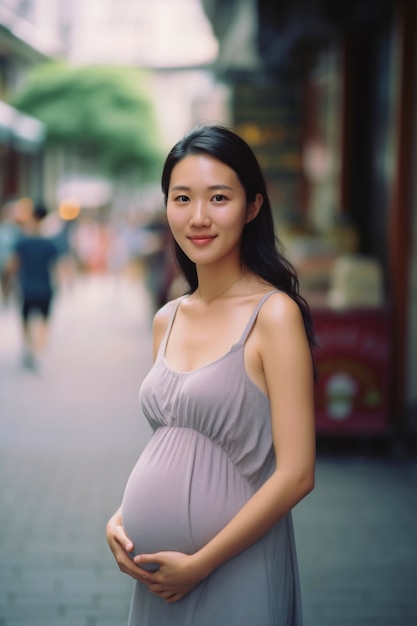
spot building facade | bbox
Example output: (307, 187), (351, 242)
(202, 0), (416, 442)
(0, 0), (65, 201)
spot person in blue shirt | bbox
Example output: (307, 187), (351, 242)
(3, 202), (58, 368)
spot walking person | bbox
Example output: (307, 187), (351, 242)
(106, 125), (316, 626)
(2, 202), (58, 369)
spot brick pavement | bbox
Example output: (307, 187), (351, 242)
(293, 454), (416, 625)
(0, 275), (154, 626)
(0, 274), (416, 626)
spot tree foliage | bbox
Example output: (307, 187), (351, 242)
(11, 61), (164, 179)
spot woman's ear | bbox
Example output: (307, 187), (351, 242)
(246, 193), (263, 224)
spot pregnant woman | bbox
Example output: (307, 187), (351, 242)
(106, 125), (316, 626)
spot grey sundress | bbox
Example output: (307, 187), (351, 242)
(122, 291), (303, 626)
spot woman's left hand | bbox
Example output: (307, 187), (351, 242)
(133, 551), (205, 603)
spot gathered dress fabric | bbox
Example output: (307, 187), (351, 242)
(121, 291), (303, 626)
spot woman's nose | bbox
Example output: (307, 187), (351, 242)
(189, 201), (210, 227)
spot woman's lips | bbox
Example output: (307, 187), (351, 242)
(188, 236), (216, 246)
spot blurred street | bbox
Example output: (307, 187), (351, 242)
(0, 275), (416, 626)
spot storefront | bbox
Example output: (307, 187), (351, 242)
(211, 0), (416, 438)
(296, 3), (415, 437)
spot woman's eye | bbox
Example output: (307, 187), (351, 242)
(175, 195), (189, 203)
(212, 194), (227, 202)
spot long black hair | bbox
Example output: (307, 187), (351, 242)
(161, 125), (316, 353)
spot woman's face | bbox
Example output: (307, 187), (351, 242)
(166, 154), (261, 267)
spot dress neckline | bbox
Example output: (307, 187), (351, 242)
(161, 342), (241, 377)
(160, 290), (279, 376)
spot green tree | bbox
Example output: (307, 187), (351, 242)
(11, 61), (164, 180)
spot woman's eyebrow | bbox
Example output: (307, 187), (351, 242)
(171, 184), (234, 191)
(208, 184), (233, 191)
(171, 185), (191, 191)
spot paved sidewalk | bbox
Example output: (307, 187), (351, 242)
(294, 455), (416, 625)
(0, 274), (416, 626)
(0, 275), (154, 626)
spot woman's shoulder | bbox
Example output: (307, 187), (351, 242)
(152, 295), (186, 340)
(152, 296), (184, 357)
(257, 289), (304, 332)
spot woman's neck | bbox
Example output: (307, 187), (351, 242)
(195, 266), (247, 305)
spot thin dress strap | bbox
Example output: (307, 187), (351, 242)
(158, 291), (279, 358)
(158, 296), (185, 358)
(237, 291), (279, 346)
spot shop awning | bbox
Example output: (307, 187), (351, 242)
(0, 100), (46, 153)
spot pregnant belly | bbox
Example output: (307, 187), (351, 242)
(122, 427), (252, 560)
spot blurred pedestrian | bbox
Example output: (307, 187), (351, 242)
(106, 126), (316, 625)
(140, 213), (173, 312)
(3, 202), (58, 369)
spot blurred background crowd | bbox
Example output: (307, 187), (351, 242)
(0, 0), (416, 444)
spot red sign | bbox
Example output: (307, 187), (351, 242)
(312, 308), (391, 434)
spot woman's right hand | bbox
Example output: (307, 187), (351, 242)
(106, 507), (150, 581)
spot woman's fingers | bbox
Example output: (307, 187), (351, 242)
(149, 587), (186, 603)
(147, 581), (190, 603)
(110, 541), (150, 581)
(105, 511), (150, 582)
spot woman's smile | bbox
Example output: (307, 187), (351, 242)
(188, 235), (217, 246)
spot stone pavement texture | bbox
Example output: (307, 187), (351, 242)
(0, 275), (416, 626)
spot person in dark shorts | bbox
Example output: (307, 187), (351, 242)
(3, 202), (58, 368)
